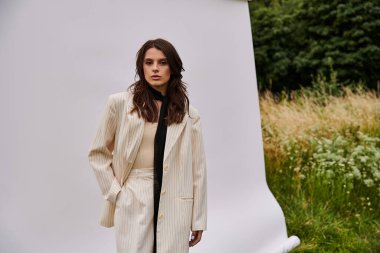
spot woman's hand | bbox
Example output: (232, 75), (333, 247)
(189, 230), (203, 247)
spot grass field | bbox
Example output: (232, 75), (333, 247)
(259, 86), (380, 252)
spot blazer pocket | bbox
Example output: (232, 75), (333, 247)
(179, 196), (194, 201)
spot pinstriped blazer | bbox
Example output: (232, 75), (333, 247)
(87, 90), (207, 237)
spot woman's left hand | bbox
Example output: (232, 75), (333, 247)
(189, 230), (203, 247)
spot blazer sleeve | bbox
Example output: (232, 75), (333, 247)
(191, 110), (207, 231)
(88, 95), (121, 204)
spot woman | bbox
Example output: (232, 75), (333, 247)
(88, 38), (207, 253)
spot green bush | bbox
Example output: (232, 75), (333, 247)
(287, 129), (380, 211)
(266, 127), (380, 252)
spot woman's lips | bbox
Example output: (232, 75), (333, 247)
(152, 76), (160, 79)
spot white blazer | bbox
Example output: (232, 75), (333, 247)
(88, 90), (207, 250)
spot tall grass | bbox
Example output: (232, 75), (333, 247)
(260, 87), (380, 144)
(259, 85), (380, 252)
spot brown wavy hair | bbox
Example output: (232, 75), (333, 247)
(128, 38), (190, 125)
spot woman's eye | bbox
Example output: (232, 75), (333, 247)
(160, 61), (167, 65)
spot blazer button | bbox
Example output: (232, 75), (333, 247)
(161, 190), (166, 196)
(158, 213), (164, 220)
(164, 165), (168, 173)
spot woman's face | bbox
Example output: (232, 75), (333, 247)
(143, 47), (171, 95)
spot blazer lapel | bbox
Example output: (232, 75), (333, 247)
(163, 112), (188, 163)
(119, 91), (189, 182)
(119, 94), (145, 183)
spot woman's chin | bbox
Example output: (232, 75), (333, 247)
(148, 82), (168, 89)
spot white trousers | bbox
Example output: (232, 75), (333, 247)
(114, 167), (155, 253)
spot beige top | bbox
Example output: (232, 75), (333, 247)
(131, 121), (158, 169)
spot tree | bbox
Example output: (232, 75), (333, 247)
(249, 0), (380, 92)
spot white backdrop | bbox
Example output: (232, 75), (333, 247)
(0, 0), (299, 252)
